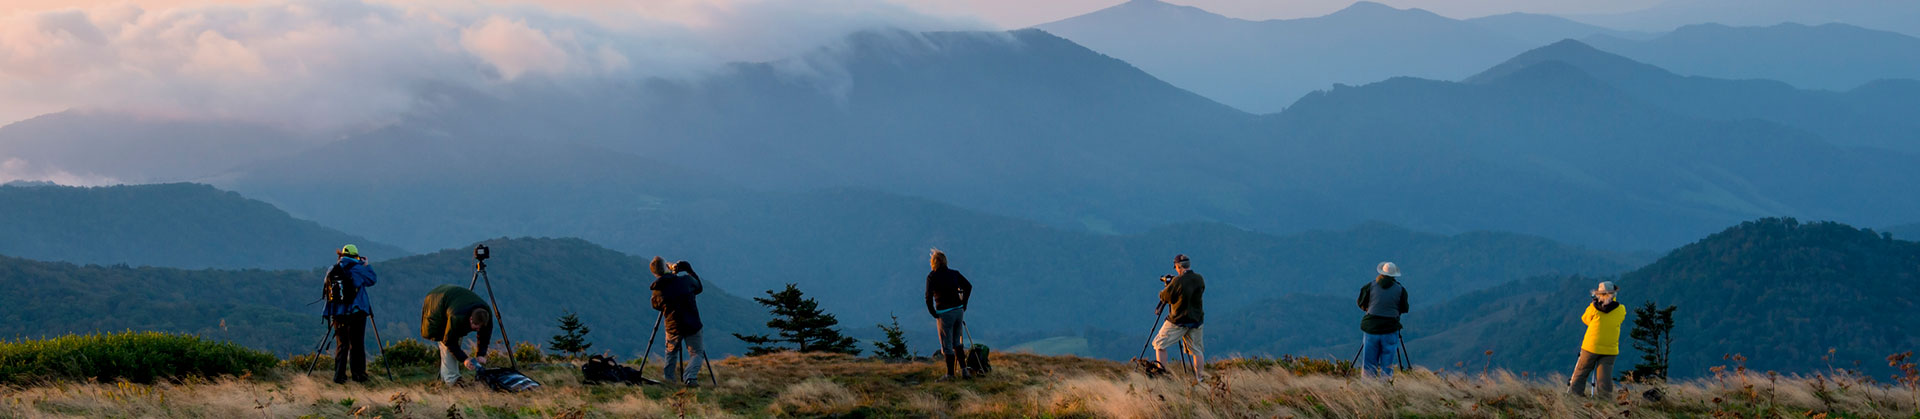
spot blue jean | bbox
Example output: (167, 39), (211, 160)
(1361, 332), (1400, 378)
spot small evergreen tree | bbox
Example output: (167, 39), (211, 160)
(1622, 301), (1677, 382)
(733, 284), (861, 356)
(872, 314), (911, 359)
(547, 311), (592, 359)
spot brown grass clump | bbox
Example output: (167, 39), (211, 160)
(1, 353), (1914, 418)
(768, 378), (859, 415)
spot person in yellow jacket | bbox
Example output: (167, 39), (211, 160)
(1568, 281), (1625, 397)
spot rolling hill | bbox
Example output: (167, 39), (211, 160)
(1585, 22), (1920, 92)
(0, 183), (407, 269)
(1405, 218), (1920, 378)
(0, 237), (769, 357)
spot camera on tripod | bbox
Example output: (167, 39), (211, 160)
(1159, 274), (1175, 284)
(474, 244), (490, 262)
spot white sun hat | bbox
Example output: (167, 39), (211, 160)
(1377, 261), (1401, 277)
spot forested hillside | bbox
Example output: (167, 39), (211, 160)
(0, 183), (406, 269)
(0, 237), (767, 357)
(1404, 218), (1920, 378)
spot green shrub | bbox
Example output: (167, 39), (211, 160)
(513, 342), (545, 364)
(283, 353), (333, 370)
(0, 331), (278, 384)
(373, 339), (438, 369)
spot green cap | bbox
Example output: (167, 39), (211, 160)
(339, 244), (360, 257)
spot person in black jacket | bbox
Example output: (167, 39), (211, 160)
(924, 249), (973, 381)
(650, 257), (706, 386)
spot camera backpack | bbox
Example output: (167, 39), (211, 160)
(966, 343), (992, 374)
(322, 264), (357, 305)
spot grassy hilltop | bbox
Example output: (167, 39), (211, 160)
(3, 344), (1916, 418)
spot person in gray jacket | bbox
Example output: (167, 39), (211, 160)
(1357, 262), (1410, 379)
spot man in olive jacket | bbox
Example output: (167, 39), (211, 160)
(421, 284), (494, 384)
(1154, 254), (1206, 381)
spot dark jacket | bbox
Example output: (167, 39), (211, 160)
(924, 268), (973, 318)
(1159, 271), (1205, 326)
(322, 256), (378, 317)
(650, 272), (704, 336)
(1357, 275), (1409, 334)
(420, 285), (492, 362)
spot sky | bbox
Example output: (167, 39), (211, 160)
(0, 0), (1676, 128)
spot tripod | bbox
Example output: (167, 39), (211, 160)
(468, 259), (520, 369)
(302, 313), (395, 382)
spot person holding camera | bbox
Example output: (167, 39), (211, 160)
(925, 249), (974, 381)
(1154, 254), (1206, 381)
(1356, 262), (1409, 379)
(651, 257), (707, 387)
(322, 244), (378, 384)
(1568, 281), (1625, 397)
(420, 284), (494, 385)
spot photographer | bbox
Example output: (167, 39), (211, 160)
(322, 244), (378, 384)
(1356, 262), (1409, 379)
(420, 284), (494, 385)
(1154, 254), (1206, 381)
(925, 249), (973, 381)
(651, 257), (707, 387)
(1568, 281), (1625, 397)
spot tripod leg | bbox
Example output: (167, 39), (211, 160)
(638, 311), (663, 379)
(1398, 331), (1412, 371)
(304, 319), (336, 376)
(477, 269), (518, 369)
(702, 349), (718, 387)
(369, 314), (395, 382)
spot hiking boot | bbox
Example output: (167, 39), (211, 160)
(352, 375), (371, 383)
(332, 375), (349, 385)
(961, 368), (974, 380)
(684, 379), (700, 388)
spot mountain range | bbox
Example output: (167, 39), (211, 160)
(5, 26), (1913, 254)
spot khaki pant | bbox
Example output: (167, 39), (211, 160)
(1568, 350), (1617, 397)
(439, 339), (471, 384)
(663, 330), (706, 384)
(1152, 322), (1204, 379)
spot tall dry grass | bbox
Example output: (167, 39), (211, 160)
(2, 353), (1915, 418)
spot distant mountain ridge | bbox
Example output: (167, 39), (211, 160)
(1036, 0), (1625, 113)
(1468, 39), (1920, 153)
(1585, 22), (1920, 92)
(0, 183), (407, 269)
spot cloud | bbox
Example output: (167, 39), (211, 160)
(0, 0), (985, 130)
(0, 158), (122, 186)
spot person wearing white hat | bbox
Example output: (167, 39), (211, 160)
(1356, 261), (1409, 379)
(1569, 281), (1625, 397)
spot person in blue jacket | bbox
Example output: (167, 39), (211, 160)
(322, 244), (378, 384)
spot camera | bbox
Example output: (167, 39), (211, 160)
(1159, 274), (1174, 284)
(474, 244), (490, 261)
